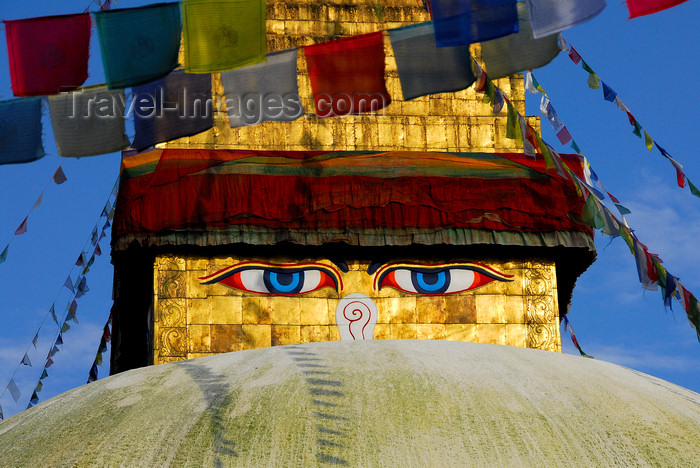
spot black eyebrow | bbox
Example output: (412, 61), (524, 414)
(329, 258), (349, 273)
(367, 261), (386, 275)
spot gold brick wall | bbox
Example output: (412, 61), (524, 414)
(164, 0), (538, 152)
(153, 255), (561, 364)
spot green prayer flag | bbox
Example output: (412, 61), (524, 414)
(582, 195), (604, 229)
(536, 134), (555, 171)
(632, 122), (643, 138)
(506, 101), (521, 141)
(688, 178), (700, 198)
(571, 140), (581, 154)
(182, 0), (266, 73)
(614, 203), (632, 216)
(644, 130), (653, 150)
(0, 245), (7, 264)
(94, 3), (182, 89)
(61, 322), (71, 333)
(95, 352), (103, 366)
(581, 60), (595, 75)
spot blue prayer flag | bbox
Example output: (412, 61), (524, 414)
(132, 71), (213, 151)
(602, 82), (617, 102)
(0, 98), (45, 165)
(430, 0), (519, 47)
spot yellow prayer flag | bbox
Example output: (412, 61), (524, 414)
(644, 130), (653, 151)
(182, 0), (266, 73)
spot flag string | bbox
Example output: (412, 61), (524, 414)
(0, 176), (117, 416)
(559, 35), (697, 198)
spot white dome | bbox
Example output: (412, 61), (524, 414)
(1, 340), (699, 466)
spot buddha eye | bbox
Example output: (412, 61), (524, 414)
(375, 263), (513, 295)
(199, 262), (341, 295)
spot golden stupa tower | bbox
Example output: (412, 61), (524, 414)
(110, 0), (594, 372)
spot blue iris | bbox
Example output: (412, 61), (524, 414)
(264, 270), (303, 294)
(411, 270), (450, 294)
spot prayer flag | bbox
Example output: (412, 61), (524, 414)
(525, 0), (606, 39)
(0, 98), (45, 165)
(568, 47), (582, 64)
(32, 333), (38, 349)
(7, 379), (21, 402)
(389, 22), (475, 101)
(655, 143), (686, 188)
(104, 324), (112, 342)
(4, 13), (90, 96)
(21, 353), (32, 367)
(524, 71), (539, 94)
(14, 217), (28, 235)
(34, 381), (43, 393)
(53, 166), (67, 185)
(615, 204), (631, 216)
(68, 300), (78, 321)
(50, 304), (58, 325)
(95, 244), (103, 256)
(63, 276), (74, 293)
(644, 130), (653, 151)
(429, 0), (519, 47)
(76, 278), (89, 299)
(0, 245), (8, 264)
(556, 127), (573, 145)
(182, 0), (266, 73)
(602, 81), (617, 102)
(45, 357), (55, 368)
(627, 0), (689, 18)
(481, 3), (559, 80)
(33, 192), (43, 209)
(61, 322), (70, 333)
(94, 3), (182, 89)
(221, 48), (304, 127)
(88, 363), (99, 383)
(56, 334), (63, 347)
(49, 345), (60, 358)
(304, 32), (390, 118)
(49, 85), (129, 157)
(132, 71), (213, 151)
(505, 100), (521, 141)
(40, 369), (49, 380)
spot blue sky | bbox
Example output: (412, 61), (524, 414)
(0, 0), (698, 419)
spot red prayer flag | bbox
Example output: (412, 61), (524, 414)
(14, 217), (28, 235)
(627, 0), (689, 18)
(568, 47), (582, 65)
(304, 32), (390, 118)
(4, 13), (91, 96)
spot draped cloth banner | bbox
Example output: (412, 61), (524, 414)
(181, 0), (266, 73)
(221, 48), (304, 127)
(525, 0), (606, 39)
(626, 0), (689, 18)
(132, 71), (213, 151)
(4, 13), (91, 96)
(304, 32), (390, 118)
(481, 3), (559, 80)
(94, 2), (182, 89)
(48, 85), (130, 157)
(429, 0), (519, 47)
(0, 98), (45, 165)
(388, 22), (475, 101)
